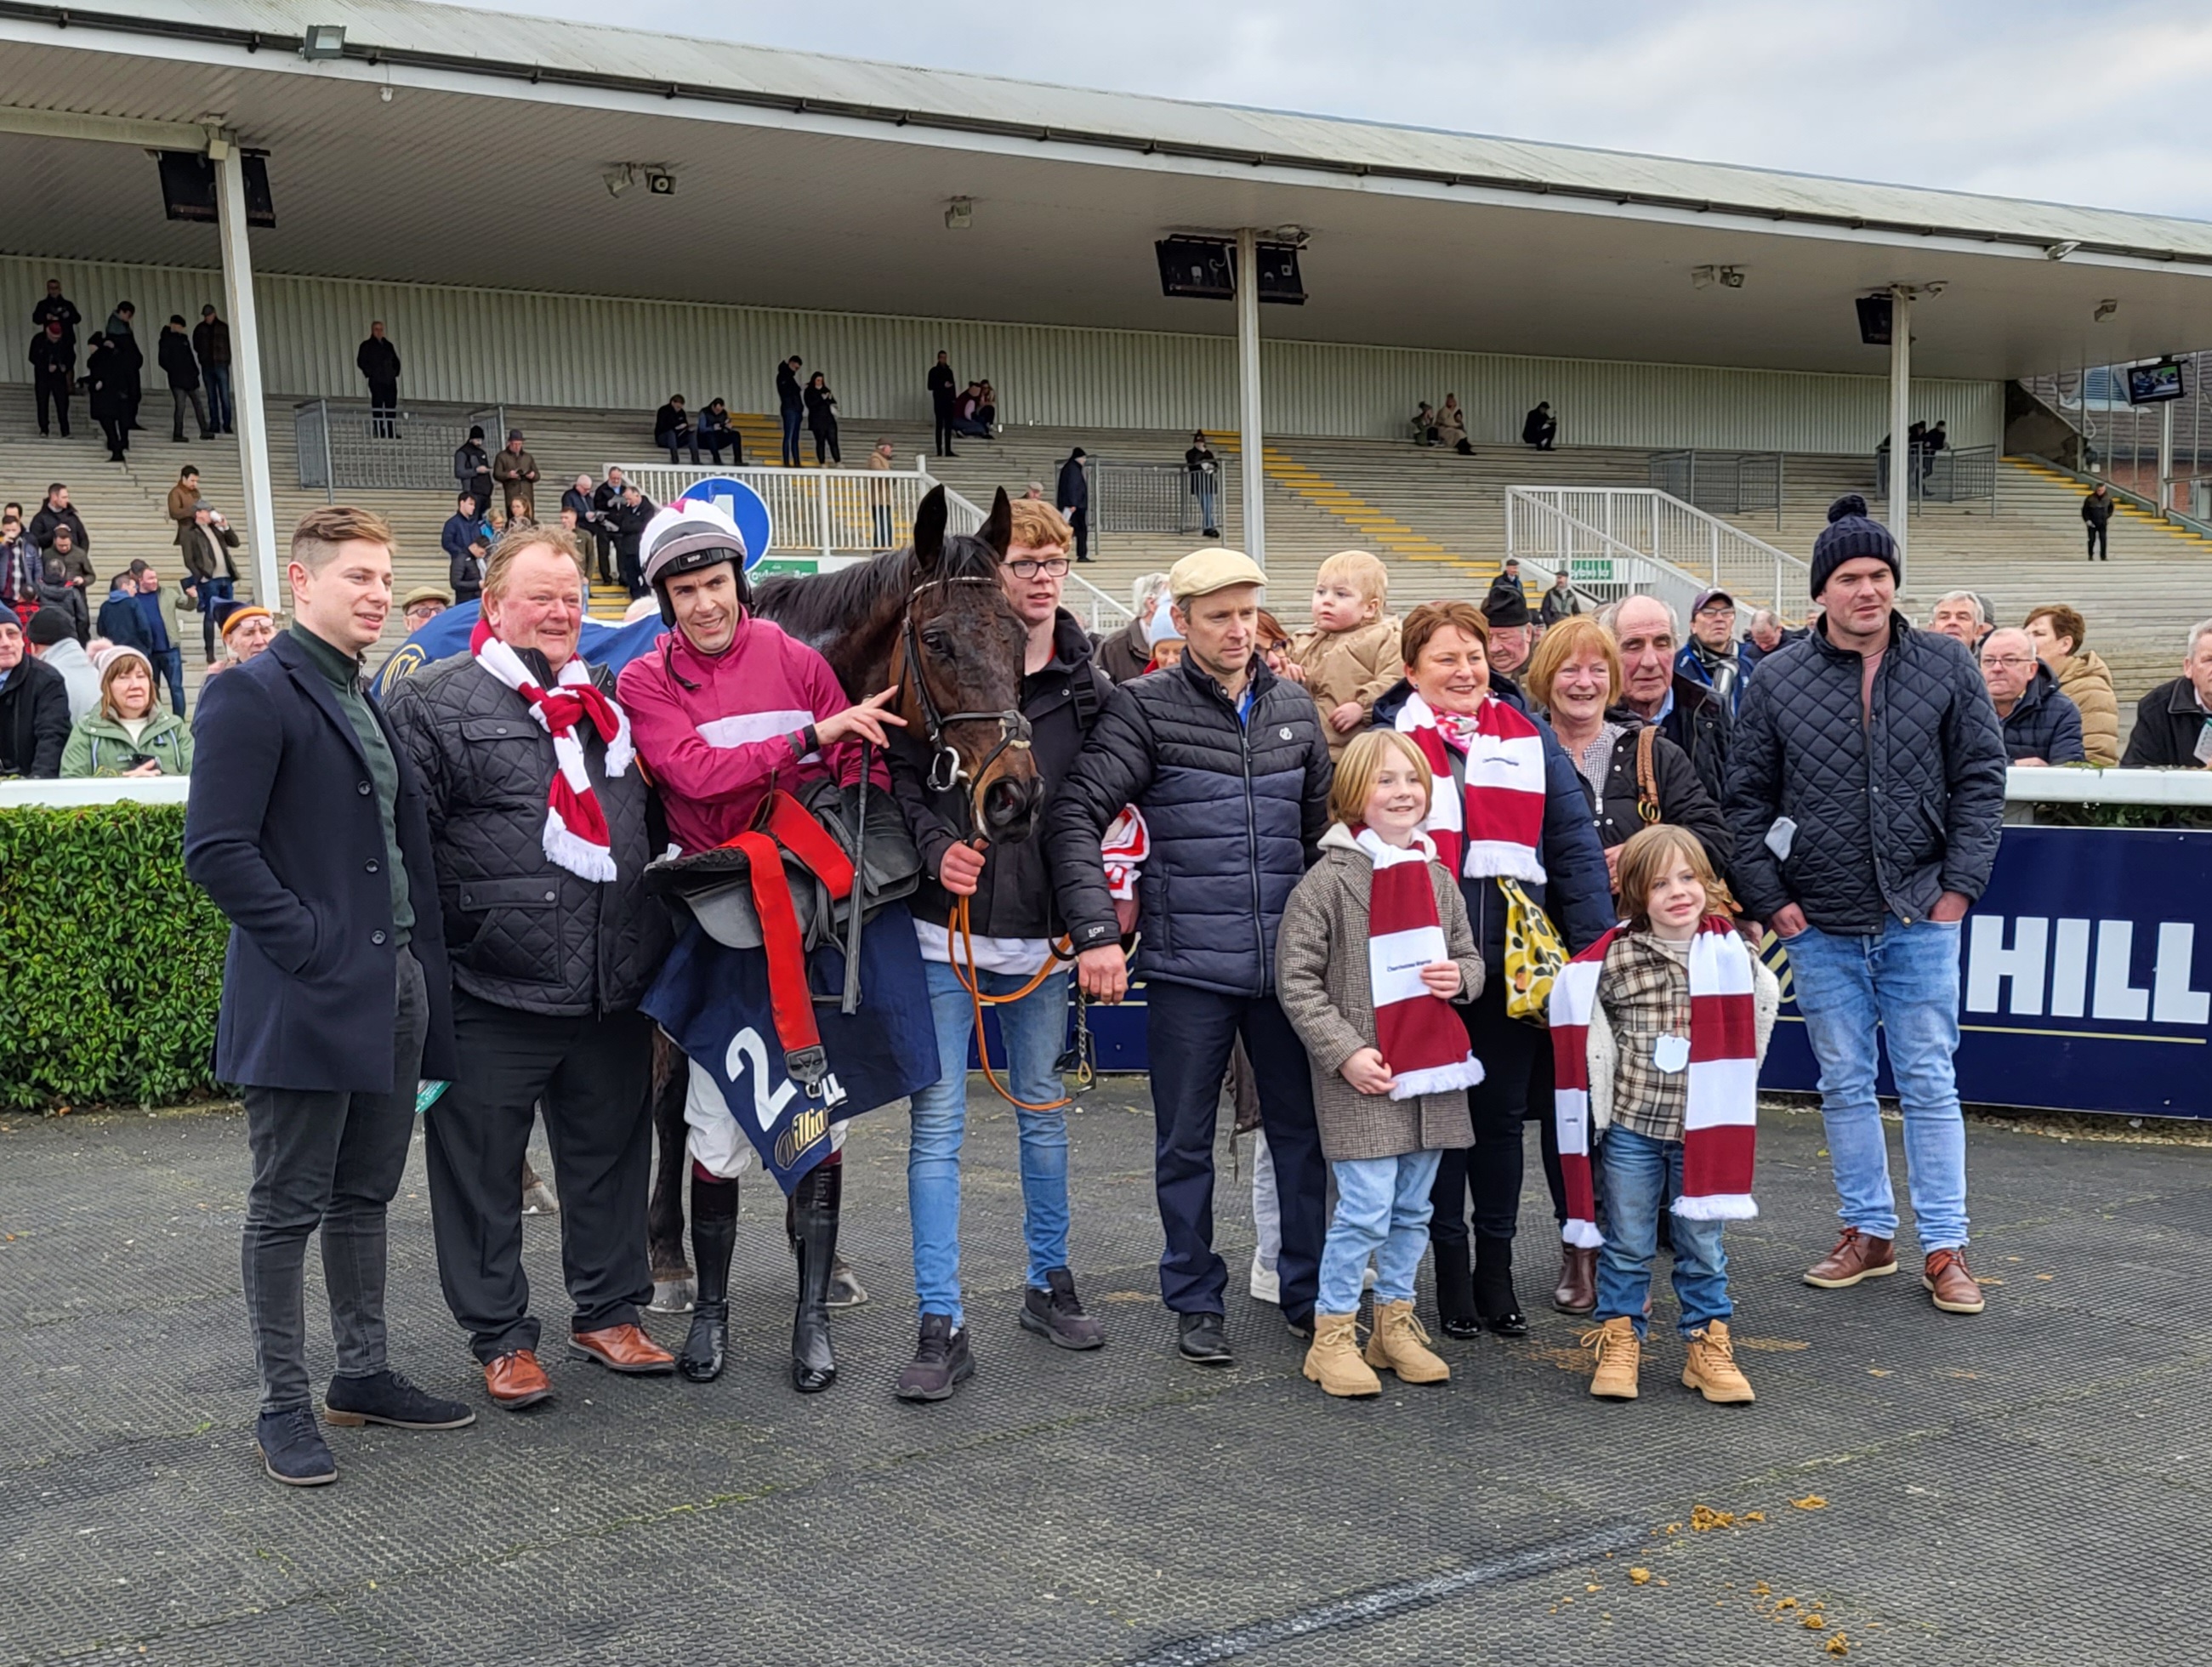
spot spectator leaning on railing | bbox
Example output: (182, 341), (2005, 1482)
(2120, 617), (2212, 768)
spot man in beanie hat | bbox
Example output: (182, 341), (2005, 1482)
(1723, 493), (2006, 1317)
(25, 606), (97, 719)
(1481, 578), (1534, 681)
(1047, 547), (1334, 1366)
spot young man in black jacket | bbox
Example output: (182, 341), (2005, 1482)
(1046, 549), (1334, 1366)
(776, 356), (805, 468)
(1724, 495), (2007, 1318)
(887, 499), (1112, 1400)
(158, 316), (212, 441)
(356, 321), (400, 438)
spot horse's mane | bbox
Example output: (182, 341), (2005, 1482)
(752, 534), (1004, 648)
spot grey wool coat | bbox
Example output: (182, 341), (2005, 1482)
(1275, 824), (1485, 1163)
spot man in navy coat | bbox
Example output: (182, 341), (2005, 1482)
(185, 505), (471, 1488)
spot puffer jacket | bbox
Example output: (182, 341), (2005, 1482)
(1046, 654), (1332, 997)
(2052, 649), (2119, 766)
(385, 650), (671, 1016)
(1723, 613), (2008, 932)
(1997, 663), (2084, 764)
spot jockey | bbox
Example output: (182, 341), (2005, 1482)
(617, 498), (902, 1391)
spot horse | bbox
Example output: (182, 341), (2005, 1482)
(643, 483), (1039, 1312)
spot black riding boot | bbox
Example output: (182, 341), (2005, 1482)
(790, 1160), (841, 1393)
(1433, 1237), (1480, 1340)
(1474, 1232), (1529, 1337)
(680, 1172), (737, 1382)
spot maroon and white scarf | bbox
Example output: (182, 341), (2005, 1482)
(1550, 917), (1758, 1248)
(471, 617), (635, 882)
(1347, 824), (1484, 1101)
(1393, 691), (1548, 885)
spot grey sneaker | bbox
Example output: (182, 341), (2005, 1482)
(893, 1312), (974, 1402)
(1020, 1267), (1105, 1351)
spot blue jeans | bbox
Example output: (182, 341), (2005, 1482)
(1595, 1127), (1730, 1337)
(907, 960), (1072, 1326)
(780, 406), (803, 468)
(1783, 917), (1968, 1250)
(202, 363), (233, 431)
(193, 575), (234, 663)
(1194, 479), (1217, 532)
(1317, 1151), (1441, 1315)
(153, 645), (185, 716)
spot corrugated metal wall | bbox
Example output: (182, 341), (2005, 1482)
(0, 254), (2001, 452)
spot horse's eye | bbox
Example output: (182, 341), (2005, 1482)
(922, 629), (954, 656)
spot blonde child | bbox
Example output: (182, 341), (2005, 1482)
(1550, 824), (1779, 1405)
(1291, 550), (1399, 758)
(1276, 730), (1484, 1397)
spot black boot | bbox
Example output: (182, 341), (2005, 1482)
(1474, 1233), (1528, 1337)
(790, 1160), (841, 1393)
(680, 1172), (736, 1383)
(1434, 1237), (1480, 1339)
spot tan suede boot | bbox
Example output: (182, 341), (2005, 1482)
(1362, 1299), (1450, 1385)
(1681, 1319), (1755, 1403)
(1582, 1315), (1641, 1400)
(1302, 1313), (1382, 1397)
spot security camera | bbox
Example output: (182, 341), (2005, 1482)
(2094, 299), (2119, 323)
(645, 168), (676, 196)
(1923, 280), (1948, 297)
(945, 196), (974, 230)
(1719, 265), (1745, 289)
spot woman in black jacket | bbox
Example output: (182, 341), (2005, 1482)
(804, 373), (840, 465)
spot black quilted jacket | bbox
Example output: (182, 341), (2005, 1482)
(384, 651), (671, 1016)
(1722, 613), (2007, 932)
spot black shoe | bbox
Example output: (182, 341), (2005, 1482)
(1434, 1238), (1480, 1338)
(321, 1368), (475, 1431)
(1284, 1312), (1315, 1341)
(682, 1170), (737, 1383)
(1175, 1311), (1233, 1366)
(790, 1161), (841, 1393)
(679, 1301), (728, 1384)
(1474, 1234), (1529, 1338)
(1020, 1267), (1104, 1351)
(894, 1312), (974, 1402)
(257, 1408), (337, 1487)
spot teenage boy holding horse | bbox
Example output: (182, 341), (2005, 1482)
(886, 498), (1116, 1402)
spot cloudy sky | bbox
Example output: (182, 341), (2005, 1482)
(475, 0), (2212, 220)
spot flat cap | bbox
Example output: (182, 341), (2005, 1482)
(1168, 548), (1267, 601)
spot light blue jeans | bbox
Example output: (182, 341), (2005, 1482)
(1595, 1127), (1731, 1338)
(907, 961), (1072, 1327)
(1316, 1150), (1442, 1316)
(1783, 916), (1969, 1250)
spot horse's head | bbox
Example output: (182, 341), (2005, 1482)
(901, 485), (1043, 844)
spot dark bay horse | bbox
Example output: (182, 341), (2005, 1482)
(643, 483), (1038, 1311)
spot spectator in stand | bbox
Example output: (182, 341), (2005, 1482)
(1925, 589), (1984, 649)
(443, 493), (488, 605)
(2081, 483), (2115, 562)
(1, 515), (37, 621)
(1482, 586), (1535, 684)
(1291, 549), (1399, 760)
(1606, 595), (1730, 807)
(27, 313), (72, 438)
(697, 399), (738, 465)
(1144, 603), (1185, 671)
(195, 305), (234, 434)
(401, 586), (450, 634)
(1433, 395), (1470, 455)
(1540, 570), (1579, 629)
(26, 608), (97, 719)
(34, 548), (89, 642)
(559, 475), (604, 584)
(949, 382), (991, 440)
(356, 321), (400, 439)
(1095, 572), (1170, 684)
(492, 430), (539, 521)
(168, 465), (202, 555)
(1411, 401), (1437, 446)
(179, 504), (242, 664)
(98, 560), (185, 715)
(1485, 558), (1524, 621)
(2022, 604), (2119, 766)
(31, 277), (79, 355)
(160, 315), (213, 441)
(776, 354), (805, 468)
(2120, 617), (2212, 768)
(1675, 588), (1744, 717)
(867, 439), (897, 549)
(202, 600), (276, 684)
(1724, 493), (2006, 1317)
(103, 302), (144, 434)
(976, 380), (998, 430)
(1023, 481), (1046, 500)
(654, 394), (699, 465)
(1920, 419), (1948, 482)
(1740, 607), (1793, 678)
(803, 373), (841, 466)
(610, 481), (655, 596)
(454, 427), (493, 523)
(30, 486), (88, 560)
(1979, 628), (2084, 766)
(591, 468), (628, 582)
(61, 645), (192, 777)
(1055, 447), (1090, 563)
(0, 612), (69, 777)
(85, 333), (129, 462)
(927, 350), (959, 457)
(1185, 433), (1220, 539)
(1522, 401), (1559, 451)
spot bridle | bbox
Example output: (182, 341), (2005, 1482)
(899, 575), (1032, 802)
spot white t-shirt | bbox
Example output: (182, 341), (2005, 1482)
(911, 919), (1052, 978)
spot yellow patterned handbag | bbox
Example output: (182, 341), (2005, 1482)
(1498, 876), (1568, 1026)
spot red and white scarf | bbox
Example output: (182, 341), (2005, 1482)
(1394, 691), (1548, 886)
(471, 617), (635, 883)
(1550, 917), (1758, 1248)
(1350, 824), (1485, 1100)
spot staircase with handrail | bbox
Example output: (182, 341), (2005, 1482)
(1506, 485), (1811, 620)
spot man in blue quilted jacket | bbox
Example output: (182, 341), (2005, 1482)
(1724, 495), (2007, 1318)
(1047, 548), (1333, 1366)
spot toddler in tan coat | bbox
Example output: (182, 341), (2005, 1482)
(1291, 549), (1399, 759)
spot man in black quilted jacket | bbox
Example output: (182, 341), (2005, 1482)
(1046, 548), (1334, 1366)
(1723, 494), (2006, 1318)
(386, 523), (677, 1411)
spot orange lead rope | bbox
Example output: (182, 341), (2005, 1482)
(946, 886), (1079, 1112)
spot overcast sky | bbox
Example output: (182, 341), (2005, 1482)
(471, 0), (2212, 221)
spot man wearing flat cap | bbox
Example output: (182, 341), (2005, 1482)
(1047, 548), (1333, 1368)
(400, 585), (451, 634)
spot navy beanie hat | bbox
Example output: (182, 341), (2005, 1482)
(1809, 493), (1898, 598)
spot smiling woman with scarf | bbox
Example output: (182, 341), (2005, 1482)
(1389, 600), (1612, 1340)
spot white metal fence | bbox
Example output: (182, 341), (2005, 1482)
(1506, 486), (1809, 616)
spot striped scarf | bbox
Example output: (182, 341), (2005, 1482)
(471, 618), (634, 883)
(1393, 691), (1548, 885)
(1350, 825), (1484, 1100)
(1550, 918), (1758, 1248)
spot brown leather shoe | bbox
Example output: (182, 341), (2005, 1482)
(569, 1323), (676, 1374)
(484, 1349), (552, 1409)
(1551, 1243), (1598, 1316)
(1803, 1227), (1898, 1289)
(1922, 1249), (1986, 1314)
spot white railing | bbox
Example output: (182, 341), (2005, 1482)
(922, 478), (1133, 634)
(1508, 486), (1809, 614)
(1504, 489), (1707, 624)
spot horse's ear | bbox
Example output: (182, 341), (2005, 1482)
(981, 487), (1013, 558)
(913, 485), (947, 576)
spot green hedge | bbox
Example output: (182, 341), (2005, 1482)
(0, 803), (228, 1110)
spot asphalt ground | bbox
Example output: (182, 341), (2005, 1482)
(1, 1083), (2203, 1666)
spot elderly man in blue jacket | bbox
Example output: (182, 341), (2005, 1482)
(185, 505), (470, 1488)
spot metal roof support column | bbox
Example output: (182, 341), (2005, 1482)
(215, 139), (280, 615)
(1887, 284), (1911, 589)
(1236, 227), (1265, 568)
(2159, 395), (2175, 512)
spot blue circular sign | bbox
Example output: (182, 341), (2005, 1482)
(669, 476), (774, 572)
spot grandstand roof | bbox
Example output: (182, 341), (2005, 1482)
(4, 0), (2212, 378)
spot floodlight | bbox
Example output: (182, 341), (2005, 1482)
(299, 23), (346, 60)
